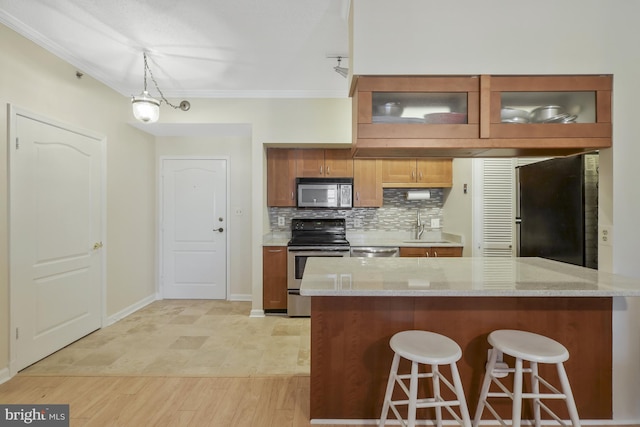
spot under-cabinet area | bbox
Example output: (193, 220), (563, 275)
(351, 74), (612, 158)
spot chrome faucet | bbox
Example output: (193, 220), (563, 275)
(415, 209), (424, 240)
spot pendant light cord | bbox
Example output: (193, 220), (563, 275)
(143, 52), (186, 110)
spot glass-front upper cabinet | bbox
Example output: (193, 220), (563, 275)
(353, 76), (480, 140)
(486, 75), (612, 139)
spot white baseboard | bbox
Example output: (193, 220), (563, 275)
(106, 294), (157, 326)
(249, 309), (265, 318)
(0, 367), (10, 385)
(228, 293), (252, 302)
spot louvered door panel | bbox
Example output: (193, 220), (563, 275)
(481, 159), (515, 257)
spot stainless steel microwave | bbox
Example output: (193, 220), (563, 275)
(296, 178), (353, 208)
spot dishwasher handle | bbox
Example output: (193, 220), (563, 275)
(350, 247), (400, 257)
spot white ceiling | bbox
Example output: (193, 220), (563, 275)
(0, 0), (351, 99)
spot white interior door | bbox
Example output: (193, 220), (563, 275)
(161, 158), (227, 299)
(10, 108), (104, 372)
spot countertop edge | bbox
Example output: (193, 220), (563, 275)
(300, 289), (640, 297)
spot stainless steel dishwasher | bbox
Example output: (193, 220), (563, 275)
(350, 247), (400, 258)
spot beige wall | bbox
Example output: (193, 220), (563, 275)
(0, 24), (157, 372)
(442, 158), (473, 256)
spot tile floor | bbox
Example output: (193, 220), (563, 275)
(21, 300), (310, 377)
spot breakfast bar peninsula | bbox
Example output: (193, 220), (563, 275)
(300, 256), (640, 423)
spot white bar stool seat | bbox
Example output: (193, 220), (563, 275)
(379, 330), (472, 427)
(473, 329), (580, 427)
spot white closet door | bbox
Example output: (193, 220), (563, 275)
(10, 109), (104, 372)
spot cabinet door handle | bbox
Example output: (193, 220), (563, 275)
(419, 171), (423, 180)
(320, 165), (323, 175)
(433, 251), (438, 257)
(291, 191), (294, 200)
(326, 165), (330, 175)
(267, 249), (282, 253)
(412, 170), (416, 179)
(425, 251), (430, 257)
(356, 192), (360, 201)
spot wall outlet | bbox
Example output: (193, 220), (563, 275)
(277, 216), (285, 227)
(234, 207), (243, 216)
(600, 225), (613, 246)
(430, 218), (440, 228)
(354, 218), (363, 228)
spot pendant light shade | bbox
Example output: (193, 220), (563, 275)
(132, 90), (160, 123)
(131, 52), (190, 123)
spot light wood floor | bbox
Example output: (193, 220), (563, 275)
(0, 300), (371, 426)
(0, 374), (369, 426)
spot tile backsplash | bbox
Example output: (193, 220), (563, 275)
(268, 188), (444, 232)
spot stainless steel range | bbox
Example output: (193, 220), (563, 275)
(287, 218), (350, 317)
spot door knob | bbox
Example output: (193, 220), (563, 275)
(215, 228), (224, 232)
(93, 242), (103, 250)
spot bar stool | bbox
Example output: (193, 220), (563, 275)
(379, 330), (472, 427)
(473, 329), (581, 427)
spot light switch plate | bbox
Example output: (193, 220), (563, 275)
(430, 218), (440, 228)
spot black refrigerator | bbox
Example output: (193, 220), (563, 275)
(516, 153), (598, 269)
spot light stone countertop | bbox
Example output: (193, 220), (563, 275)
(262, 231), (464, 247)
(300, 256), (640, 297)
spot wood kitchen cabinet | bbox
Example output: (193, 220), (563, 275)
(351, 75), (480, 157)
(296, 149), (353, 177)
(267, 148), (297, 207)
(263, 246), (288, 312)
(353, 159), (383, 207)
(484, 74), (612, 156)
(399, 246), (462, 257)
(351, 74), (612, 158)
(382, 159), (452, 188)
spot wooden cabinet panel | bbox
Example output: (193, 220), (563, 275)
(267, 148), (296, 207)
(295, 149), (325, 177)
(262, 246), (288, 312)
(399, 247), (431, 257)
(381, 159), (415, 184)
(382, 158), (453, 188)
(351, 74), (612, 158)
(416, 159), (452, 187)
(296, 149), (353, 178)
(323, 149), (354, 177)
(430, 246), (463, 257)
(400, 246), (462, 257)
(353, 159), (382, 207)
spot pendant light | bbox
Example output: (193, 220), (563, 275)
(131, 52), (190, 123)
(333, 56), (349, 78)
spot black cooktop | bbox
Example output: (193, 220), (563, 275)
(288, 218), (349, 247)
